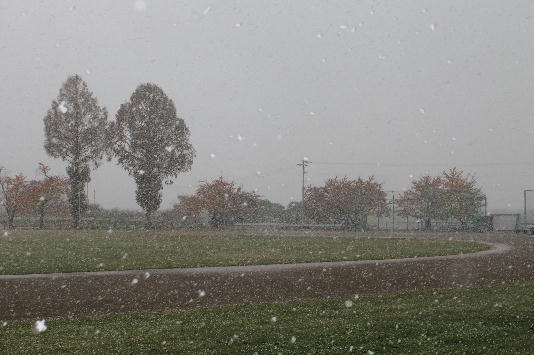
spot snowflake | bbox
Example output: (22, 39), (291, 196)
(58, 101), (68, 113)
(32, 320), (47, 334)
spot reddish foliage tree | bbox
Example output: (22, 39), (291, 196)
(305, 177), (387, 230)
(397, 175), (445, 230)
(28, 163), (70, 229)
(398, 168), (485, 229)
(184, 177), (259, 227)
(441, 168), (485, 225)
(0, 169), (34, 228)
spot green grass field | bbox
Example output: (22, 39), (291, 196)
(0, 231), (488, 275)
(0, 283), (531, 353)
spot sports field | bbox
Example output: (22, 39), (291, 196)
(0, 230), (487, 275)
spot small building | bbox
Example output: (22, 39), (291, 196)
(491, 214), (520, 231)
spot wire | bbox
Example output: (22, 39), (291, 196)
(313, 161), (533, 168)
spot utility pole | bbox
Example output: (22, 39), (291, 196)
(386, 190), (396, 233)
(297, 158), (311, 223)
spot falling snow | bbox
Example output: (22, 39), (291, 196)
(58, 101), (68, 113)
(32, 320), (47, 334)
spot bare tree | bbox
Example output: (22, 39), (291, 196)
(43, 74), (108, 228)
(110, 83), (195, 228)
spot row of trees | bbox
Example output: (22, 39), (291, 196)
(0, 167), (484, 230)
(304, 168), (485, 230)
(170, 168), (485, 230)
(43, 75), (195, 228)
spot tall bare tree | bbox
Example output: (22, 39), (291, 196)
(43, 74), (108, 228)
(110, 83), (195, 228)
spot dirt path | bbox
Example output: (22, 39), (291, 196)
(0, 232), (532, 321)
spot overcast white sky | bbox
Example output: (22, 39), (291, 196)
(0, 0), (533, 212)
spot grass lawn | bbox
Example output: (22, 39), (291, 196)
(0, 283), (531, 353)
(0, 231), (488, 275)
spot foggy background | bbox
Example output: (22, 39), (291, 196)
(0, 0), (532, 212)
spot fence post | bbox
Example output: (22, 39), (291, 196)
(391, 193), (395, 233)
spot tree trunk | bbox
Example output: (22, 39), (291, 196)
(72, 199), (80, 229)
(7, 213), (14, 229)
(67, 163), (89, 230)
(425, 218), (431, 230)
(360, 214), (368, 231)
(145, 210), (153, 229)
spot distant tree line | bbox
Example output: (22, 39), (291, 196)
(171, 168), (485, 231)
(0, 167), (485, 231)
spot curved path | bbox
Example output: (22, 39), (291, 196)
(0, 231), (532, 321)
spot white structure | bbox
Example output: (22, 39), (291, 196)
(491, 214), (520, 231)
